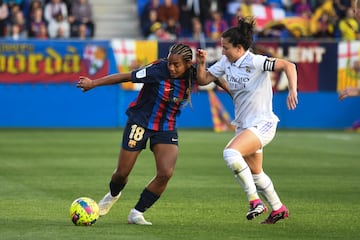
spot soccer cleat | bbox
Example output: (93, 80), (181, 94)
(98, 192), (121, 216)
(261, 205), (289, 224)
(128, 209), (152, 225)
(246, 199), (267, 220)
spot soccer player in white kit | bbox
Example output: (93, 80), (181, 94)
(196, 17), (298, 224)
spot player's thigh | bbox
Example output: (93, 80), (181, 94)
(226, 129), (261, 156)
(152, 144), (178, 177)
(248, 121), (277, 148)
(115, 148), (141, 177)
(227, 121), (277, 155)
(150, 130), (179, 176)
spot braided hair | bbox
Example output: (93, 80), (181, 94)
(222, 17), (256, 50)
(169, 43), (193, 62)
(168, 43), (196, 107)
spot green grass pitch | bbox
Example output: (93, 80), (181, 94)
(0, 129), (359, 240)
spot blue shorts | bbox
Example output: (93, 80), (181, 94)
(121, 120), (178, 151)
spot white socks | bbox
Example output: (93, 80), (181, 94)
(253, 171), (282, 211)
(223, 148), (259, 201)
(223, 148), (283, 211)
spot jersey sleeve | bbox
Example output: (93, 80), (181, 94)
(208, 55), (227, 78)
(253, 54), (276, 72)
(131, 62), (163, 83)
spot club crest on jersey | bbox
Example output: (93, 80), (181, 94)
(136, 68), (146, 78)
(245, 66), (251, 73)
(128, 139), (137, 148)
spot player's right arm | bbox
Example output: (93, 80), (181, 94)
(196, 49), (231, 96)
(77, 73), (132, 92)
(195, 49), (217, 86)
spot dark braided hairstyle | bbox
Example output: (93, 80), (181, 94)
(221, 17), (256, 50)
(168, 43), (196, 107)
(169, 43), (193, 62)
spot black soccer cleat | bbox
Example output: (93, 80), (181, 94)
(246, 200), (267, 220)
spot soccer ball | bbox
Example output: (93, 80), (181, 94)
(70, 197), (99, 226)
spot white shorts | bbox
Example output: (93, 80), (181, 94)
(235, 121), (277, 153)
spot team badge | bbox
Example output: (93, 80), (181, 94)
(245, 66), (251, 73)
(136, 68), (146, 78)
(128, 140), (137, 148)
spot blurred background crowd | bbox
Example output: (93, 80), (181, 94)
(0, 0), (358, 41)
(139, 0), (359, 41)
(0, 0), (95, 40)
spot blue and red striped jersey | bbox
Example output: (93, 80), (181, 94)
(127, 59), (194, 131)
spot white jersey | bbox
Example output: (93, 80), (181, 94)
(208, 50), (279, 129)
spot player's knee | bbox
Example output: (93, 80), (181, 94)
(156, 169), (174, 183)
(223, 148), (247, 173)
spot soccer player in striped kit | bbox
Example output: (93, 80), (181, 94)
(77, 43), (228, 225)
(196, 17), (298, 224)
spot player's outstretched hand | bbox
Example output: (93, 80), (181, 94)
(287, 90), (298, 110)
(338, 87), (360, 101)
(77, 76), (95, 92)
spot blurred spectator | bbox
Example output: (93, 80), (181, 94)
(294, 0), (312, 17)
(47, 11), (70, 38)
(140, 0), (161, 37)
(281, 0), (293, 12)
(178, 0), (195, 36)
(309, 0), (337, 37)
(312, 11), (334, 38)
(37, 22), (48, 38)
(333, 0), (352, 19)
(204, 10), (228, 40)
(190, 16), (204, 39)
(180, 0), (214, 25)
(190, 16), (206, 48)
(308, 0), (321, 10)
(231, 7), (243, 26)
(28, 0), (43, 20)
(338, 7), (360, 40)
(68, 0), (95, 38)
(21, 0), (33, 21)
(147, 21), (176, 40)
(164, 17), (181, 38)
(158, 0), (180, 24)
(8, 8), (27, 37)
(7, 2), (21, 23)
(44, 0), (68, 24)
(239, 0), (254, 18)
(77, 22), (87, 39)
(8, 23), (26, 39)
(0, 0), (9, 37)
(141, 8), (159, 38)
(45, 0), (72, 12)
(29, 6), (47, 38)
(208, 0), (223, 14)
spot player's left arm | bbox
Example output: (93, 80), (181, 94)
(273, 58), (298, 110)
(77, 73), (132, 92)
(338, 86), (360, 100)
